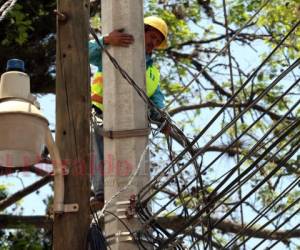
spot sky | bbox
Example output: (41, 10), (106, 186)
(1, 1), (299, 249)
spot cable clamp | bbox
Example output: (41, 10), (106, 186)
(125, 195), (136, 219)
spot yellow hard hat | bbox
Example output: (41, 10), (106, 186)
(144, 16), (168, 49)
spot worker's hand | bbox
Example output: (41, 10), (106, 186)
(103, 28), (134, 47)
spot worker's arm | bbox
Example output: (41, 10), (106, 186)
(149, 86), (172, 135)
(89, 29), (134, 72)
(150, 85), (165, 109)
(149, 86), (165, 120)
(89, 38), (103, 72)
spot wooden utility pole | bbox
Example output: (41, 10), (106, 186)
(53, 0), (90, 249)
(102, 1), (150, 249)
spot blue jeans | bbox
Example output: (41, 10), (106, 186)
(91, 123), (104, 198)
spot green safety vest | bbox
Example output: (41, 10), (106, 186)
(91, 65), (160, 111)
(91, 72), (103, 111)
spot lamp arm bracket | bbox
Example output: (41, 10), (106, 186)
(50, 203), (79, 214)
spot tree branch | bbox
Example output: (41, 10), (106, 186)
(169, 31), (272, 50)
(0, 174), (53, 211)
(3, 214), (298, 242)
(197, 145), (298, 175)
(157, 216), (300, 241)
(0, 215), (52, 229)
(0, 165), (51, 177)
(166, 51), (294, 122)
(168, 101), (290, 121)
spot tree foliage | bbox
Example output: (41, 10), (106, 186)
(0, 226), (51, 250)
(1, 0), (300, 249)
(0, 0), (56, 93)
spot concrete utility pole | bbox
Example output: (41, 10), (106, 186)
(102, 1), (150, 249)
(53, 0), (90, 249)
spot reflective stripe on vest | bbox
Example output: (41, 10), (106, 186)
(146, 65), (160, 98)
(91, 72), (103, 110)
(91, 65), (160, 111)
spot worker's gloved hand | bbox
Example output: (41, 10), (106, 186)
(103, 28), (134, 47)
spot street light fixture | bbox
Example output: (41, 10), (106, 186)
(0, 59), (78, 213)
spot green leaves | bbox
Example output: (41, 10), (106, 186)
(230, 0), (300, 59)
(0, 184), (8, 200)
(229, 3), (249, 23)
(2, 4), (33, 45)
(168, 82), (187, 93)
(146, 0), (197, 48)
(0, 226), (51, 250)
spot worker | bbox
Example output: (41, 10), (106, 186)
(89, 16), (168, 209)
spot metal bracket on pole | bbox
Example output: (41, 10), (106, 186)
(106, 232), (133, 246)
(63, 203), (79, 213)
(50, 203), (79, 214)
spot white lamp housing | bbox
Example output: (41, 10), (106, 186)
(0, 70), (48, 167)
(0, 60), (78, 213)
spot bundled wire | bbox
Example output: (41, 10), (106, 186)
(136, 21), (300, 250)
(137, 53), (300, 228)
(138, 23), (300, 202)
(88, 207), (110, 250)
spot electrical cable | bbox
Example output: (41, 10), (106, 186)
(104, 210), (143, 250)
(88, 5), (300, 247)
(155, 91), (300, 248)
(241, 194), (300, 249)
(266, 220), (300, 249)
(225, 173), (300, 248)
(89, 206), (110, 250)
(140, 75), (300, 227)
(186, 138), (300, 250)
(139, 34), (300, 200)
(139, 58), (300, 209)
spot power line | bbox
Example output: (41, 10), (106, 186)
(137, 27), (300, 249)
(189, 138), (300, 249)
(139, 57), (300, 207)
(139, 24), (300, 202)
(88, 6), (300, 248)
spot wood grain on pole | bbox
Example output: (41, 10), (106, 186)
(53, 0), (90, 249)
